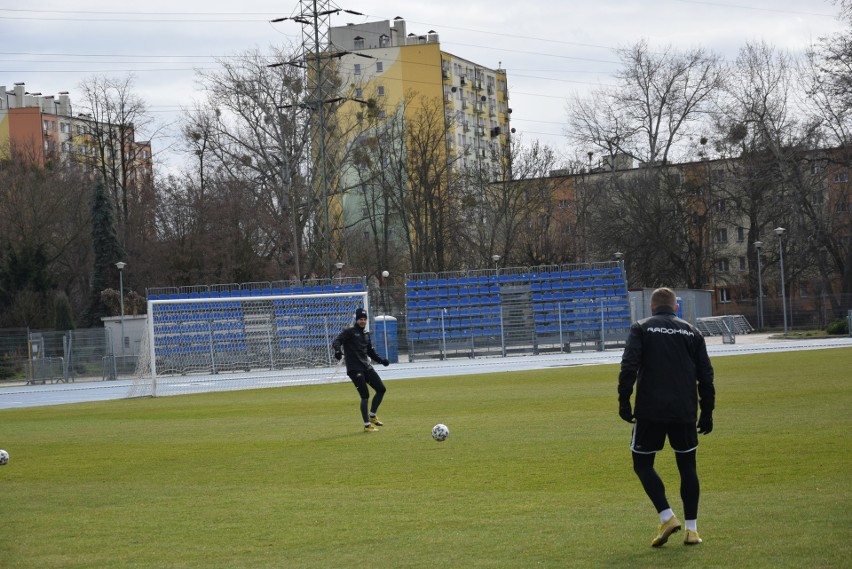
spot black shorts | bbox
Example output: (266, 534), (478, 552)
(347, 368), (385, 399)
(631, 420), (698, 454)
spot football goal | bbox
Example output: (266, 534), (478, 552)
(131, 288), (368, 398)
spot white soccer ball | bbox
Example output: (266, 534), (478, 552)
(432, 423), (449, 442)
(0, 449), (8, 466)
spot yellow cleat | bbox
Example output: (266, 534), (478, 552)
(369, 415), (384, 426)
(651, 515), (682, 547)
(364, 424), (379, 432)
(683, 529), (702, 545)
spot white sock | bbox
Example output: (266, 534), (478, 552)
(659, 508), (675, 524)
(369, 413), (376, 417)
(686, 519), (697, 532)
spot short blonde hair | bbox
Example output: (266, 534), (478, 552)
(650, 287), (677, 310)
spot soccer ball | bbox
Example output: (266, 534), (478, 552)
(432, 424), (449, 442)
(0, 450), (8, 466)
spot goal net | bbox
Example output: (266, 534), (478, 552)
(130, 289), (368, 398)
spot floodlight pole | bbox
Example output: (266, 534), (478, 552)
(774, 227), (788, 335)
(754, 241), (764, 330)
(492, 254), (505, 356)
(115, 261), (127, 370)
(614, 251), (624, 272)
(381, 270), (390, 358)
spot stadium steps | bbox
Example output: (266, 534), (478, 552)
(498, 287), (536, 353)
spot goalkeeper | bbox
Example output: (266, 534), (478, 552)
(332, 308), (389, 432)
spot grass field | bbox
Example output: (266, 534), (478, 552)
(1, 348), (850, 568)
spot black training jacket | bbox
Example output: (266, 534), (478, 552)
(618, 306), (715, 423)
(332, 324), (382, 372)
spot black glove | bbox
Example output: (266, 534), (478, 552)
(697, 411), (713, 434)
(619, 401), (635, 423)
(334, 351), (342, 361)
(381, 358), (389, 367)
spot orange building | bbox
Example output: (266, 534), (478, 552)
(0, 82), (152, 179)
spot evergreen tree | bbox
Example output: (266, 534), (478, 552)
(54, 292), (75, 331)
(86, 177), (126, 326)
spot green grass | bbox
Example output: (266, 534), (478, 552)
(1, 349), (850, 568)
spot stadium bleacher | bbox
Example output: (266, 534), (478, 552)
(405, 262), (631, 359)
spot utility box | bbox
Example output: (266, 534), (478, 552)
(373, 316), (399, 363)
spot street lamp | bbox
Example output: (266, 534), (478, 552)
(774, 227), (787, 334)
(380, 270), (390, 357)
(491, 254), (500, 273)
(334, 261), (344, 281)
(115, 261), (126, 367)
(614, 251), (624, 274)
(754, 241), (764, 330)
(381, 270), (390, 315)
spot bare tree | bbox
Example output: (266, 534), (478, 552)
(568, 39), (724, 167)
(188, 46), (310, 280)
(460, 137), (564, 268)
(716, 41), (848, 311)
(76, 75), (154, 234)
(565, 40), (724, 287)
(0, 142), (93, 324)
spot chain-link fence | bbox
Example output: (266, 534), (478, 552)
(716, 293), (852, 332)
(0, 328), (115, 385)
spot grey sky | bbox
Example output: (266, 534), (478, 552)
(1, 0), (844, 169)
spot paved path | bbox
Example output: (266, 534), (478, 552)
(1, 334), (850, 410)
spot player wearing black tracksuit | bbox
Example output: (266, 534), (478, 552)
(618, 287), (715, 547)
(333, 308), (389, 431)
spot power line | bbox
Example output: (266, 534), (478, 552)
(671, 0), (836, 17)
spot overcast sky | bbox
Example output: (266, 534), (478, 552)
(1, 1), (845, 169)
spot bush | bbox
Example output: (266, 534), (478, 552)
(826, 317), (849, 335)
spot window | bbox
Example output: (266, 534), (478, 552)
(718, 288), (731, 303)
(355, 88), (362, 98)
(377, 85), (385, 96)
(714, 228), (728, 243)
(834, 172), (849, 183)
(361, 207), (369, 217)
(379, 34), (389, 48)
(354, 64), (361, 75)
(713, 199), (726, 213)
(353, 37), (364, 50)
(377, 110), (386, 119)
(737, 227), (745, 242)
(717, 258), (730, 273)
(738, 256), (747, 271)
(376, 61), (383, 73)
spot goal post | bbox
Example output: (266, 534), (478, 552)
(131, 289), (369, 398)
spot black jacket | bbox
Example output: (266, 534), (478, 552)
(618, 306), (715, 423)
(332, 324), (383, 372)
